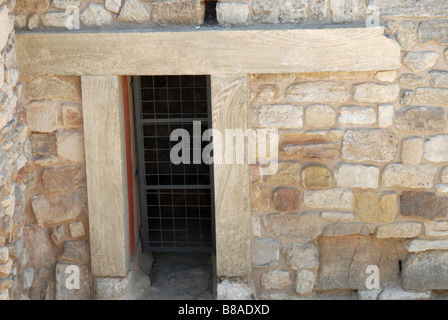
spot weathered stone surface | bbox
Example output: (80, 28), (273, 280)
(402, 251), (448, 290)
(94, 274), (132, 300)
(401, 137), (423, 165)
(14, 0), (50, 15)
(252, 0), (308, 23)
(424, 134), (448, 162)
(286, 82), (351, 103)
(399, 73), (426, 86)
(56, 129), (85, 162)
(295, 270), (315, 295)
(0, 6), (9, 51)
(400, 191), (448, 219)
(255, 84), (280, 103)
(272, 187), (300, 212)
(304, 188), (353, 210)
(0, 247), (8, 264)
(69, 221), (85, 237)
(375, 71), (397, 83)
(282, 243), (318, 270)
(28, 13), (39, 30)
(342, 129), (398, 162)
(41, 11), (70, 28)
(217, 279), (254, 300)
(264, 212), (322, 240)
(0, 260), (13, 275)
(405, 239), (448, 253)
(51, 226), (67, 246)
(441, 167), (448, 183)
(322, 211), (354, 221)
(58, 240), (89, 264)
(399, 90), (413, 106)
(423, 220), (448, 237)
(418, 20), (448, 45)
(22, 76), (81, 101)
(395, 106), (445, 133)
(280, 130), (342, 161)
(317, 235), (405, 290)
(378, 104), (394, 128)
(216, 2), (249, 26)
(396, 21), (417, 51)
(253, 238), (279, 267)
(301, 166), (331, 188)
(105, 0), (122, 13)
(309, 0), (327, 20)
(334, 163), (379, 189)
(30, 133), (56, 158)
(338, 106), (376, 125)
(80, 3), (114, 27)
(26, 101), (58, 133)
(261, 269), (292, 290)
(358, 289), (381, 300)
(323, 222), (376, 237)
(369, 0), (448, 17)
(61, 103), (82, 128)
(42, 165), (85, 192)
(55, 263), (91, 300)
(429, 70), (448, 88)
(30, 188), (86, 224)
(376, 222), (421, 239)
(251, 185), (270, 213)
(118, 0), (150, 23)
(251, 162), (301, 185)
(52, 0), (80, 9)
(416, 87), (448, 104)
(304, 104), (336, 128)
(258, 104), (303, 128)
(353, 83), (400, 103)
(382, 164), (436, 189)
(378, 284), (431, 300)
(152, 0), (204, 25)
(331, 0), (366, 22)
(354, 192), (397, 223)
(403, 52), (439, 72)
(20, 267), (34, 290)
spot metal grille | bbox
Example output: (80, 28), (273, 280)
(133, 75), (215, 252)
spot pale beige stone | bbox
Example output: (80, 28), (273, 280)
(429, 70), (448, 88)
(301, 166), (331, 189)
(263, 212), (323, 240)
(342, 129), (398, 162)
(382, 164), (437, 188)
(258, 104), (303, 128)
(376, 222), (422, 239)
(105, 0), (122, 13)
(354, 192), (398, 223)
(216, 2), (249, 26)
(260, 270), (292, 290)
(418, 19), (448, 45)
(286, 81), (351, 103)
(401, 137), (423, 165)
(22, 76), (81, 101)
(396, 21), (417, 51)
(309, 0), (327, 20)
(415, 87), (448, 104)
(436, 184), (448, 195)
(405, 239), (448, 253)
(321, 211), (354, 221)
(369, 0), (448, 18)
(395, 106), (445, 132)
(80, 3), (114, 27)
(295, 270), (315, 295)
(338, 106), (376, 125)
(118, 0), (150, 23)
(375, 70), (397, 83)
(56, 130), (85, 162)
(26, 101), (59, 133)
(353, 83), (400, 103)
(331, 0), (367, 22)
(52, 0), (80, 9)
(403, 51), (439, 72)
(0, 5), (10, 51)
(378, 284), (431, 300)
(424, 134), (448, 162)
(28, 13), (39, 30)
(0, 247), (8, 264)
(282, 243), (318, 270)
(252, 0), (308, 23)
(334, 163), (379, 189)
(323, 222), (376, 237)
(304, 104), (336, 128)
(378, 104), (394, 128)
(152, 0), (204, 25)
(303, 188), (353, 210)
(41, 11), (70, 28)
(424, 220), (448, 237)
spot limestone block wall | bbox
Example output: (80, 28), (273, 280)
(249, 30), (448, 299)
(0, 0), (31, 301)
(20, 75), (90, 300)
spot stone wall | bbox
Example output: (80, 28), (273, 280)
(0, 0), (31, 300)
(249, 21), (448, 298)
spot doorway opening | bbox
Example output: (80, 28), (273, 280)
(132, 75), (216, 299)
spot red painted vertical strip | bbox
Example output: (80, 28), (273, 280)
(122, 76), (135, 258)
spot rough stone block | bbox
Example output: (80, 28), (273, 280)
(369, 0), (448, 17)
(429, 70), (448, 88)
(376, 222), (422, 239)
(252, 0), (308, 23)
(69, 221), (86, 238)
(255, 84), (280, 103)
(418, 19), (448, 45)
(331, 0), (366, 23)
(423, 220), (448, 237)
(378, 104), (394, 128)
(401, 137), (423, 165)
(0, 247), (8, 264)
(58, 240), (89, 264)
(399, 73), (426, 86)
(80, 3), (114, 27)
(301, 166), (331, 189)
(303, 188), (353, 211)
(251, 185), (270, 213)
(416, 87), (448, 104)
(403, 51), (439, 72)
(258, 104), (303, 129)
(304, 104), (336, 128)
(382, 164), (436, 189)
(342, 129), (398, 162)
(424, 134), (448, 162)
(309, 0), (327, 20)
(321, 211), (354, 221)
(405, 239), (448, 253)
(61, 103), (82, 128)
(317, 235), (405, 290)
(399, 89), (413, 106)
(51, 225), (67, 246)
(282, 243), (318, 270)
(26, 101), (59, 133)
(295, 270), (315, 295)
(441, 167), (448, 183)
(42, 165), (86, 192)
(396, 21), (417, 51)
(354, 192), (397, 223)
(251, 162), (301, 185)
(41, 11), (70, 28)
(286, 81), (351, 103)
(30, 188), (86, 224)
(378, 284), (431, 300)
(272, 187), (300, 212)
(216, 2), (249, 26)
(353, 83), (400, 103)
(105, 0), (122, 13)
(22, 76), (81, 101)
(395, 106), (445, 133)
(152, 0), (204, 25)
(260, 269), (292, 290)
(118, 0), (150, 23)
(253, 238), (279, 267)
(51, 0), (80, 9)
(0, 5), (10, 51)
(338, 106), (376, 125)
(400, 191), (448, 219)
(402, 251), (448, 290)
(217, 279), (254, 300)
(375, 71), (397, 83)
(323, 222), (376, 237)
(30, 133), (56, 158)
(334, 163), (379, 189)
(263, 212), (322, 240)
(56, 129), (85, 162)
